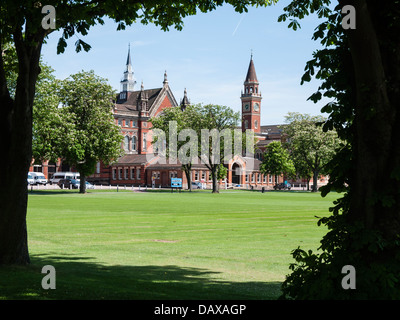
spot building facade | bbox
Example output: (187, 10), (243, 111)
(31, 47), (326, 189)
(87, 49), (289, 189)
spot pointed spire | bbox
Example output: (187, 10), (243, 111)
(180, 88), (190, 111)
(126, 43), (132, 66)
(245, 53), (258, 83)
(120, 44), (136, 92)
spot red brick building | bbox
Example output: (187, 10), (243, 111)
(32, 47), (326, 190)
(87, 49), (290, 189)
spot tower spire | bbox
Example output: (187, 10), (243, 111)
(180, 88), (190, 111)
(126, 43), (132, 66)
(245, 54), (258, 84)
(120, 44), (136, 93)
(241, 55), (261, 133)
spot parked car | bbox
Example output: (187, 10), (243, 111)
(273, 182), (291, 190)
(58, 178), (79, 189)
(27, 173), (34, 185)
(191, 181), (203, 189)
(29, 172), (48, 185)
(85, 181), (95, 189)
(58, 179), (94, 190)
(50, 172), (80, 185)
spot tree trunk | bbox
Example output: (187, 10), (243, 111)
(0, 34), (43, 264)
(183, 164), (192, 191)
(312, 171), (319, 192)
(0, 93), (31, 264)
(211, 165), (219, 193)
(79, 173), (87, 194)
(344, 0), (400, 237)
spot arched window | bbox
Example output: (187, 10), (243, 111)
(143, 133), (147, 151)
(245, 120), (249, 129)
(254, 120), (258, 129)
(132, 136), (137, 151)
(124, 136), (130, 152)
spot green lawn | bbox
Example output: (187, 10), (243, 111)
(0, 189), (339, 300)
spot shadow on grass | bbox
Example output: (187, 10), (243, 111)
(0, 253), (283, 300)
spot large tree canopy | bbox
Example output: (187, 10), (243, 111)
(279, 0), (400, 299)
(260, 140), (295, 184)
(0, 0), (277, 265)
(57, 70), (123, 194)
(282, 112), (341, 192)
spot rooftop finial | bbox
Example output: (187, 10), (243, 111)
(163, 70), (168, 85)
(251, 49), (253, 60)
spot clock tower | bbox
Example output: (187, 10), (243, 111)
(241, 54), (261, 133)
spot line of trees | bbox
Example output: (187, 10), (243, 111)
(259, 112), (342, 192)
(151, 104), (253, 193)
(5, 44), (124, 194)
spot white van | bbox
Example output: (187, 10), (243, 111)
(29, 172), (48, 185)
(27, 173), (34, 185)
(50, 172), (80, 185)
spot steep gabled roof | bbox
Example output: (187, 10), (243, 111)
(115, 88), (162, 112)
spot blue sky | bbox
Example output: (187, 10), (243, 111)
(41, 1), (330, 125)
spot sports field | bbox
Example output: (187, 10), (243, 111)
(1, 189), (339, 299)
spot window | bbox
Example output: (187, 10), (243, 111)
(245, 120), (249, 129)
(118, 119), (122, 126)
(119, 168), (123, 180)
(245, 174), (249, 183)
(201, 171), (206, 181)
(169, 171), (177, 179)
(96, 162), (101, 174)
(125, 168), (129, 180)
(257, 173), (261, 183)
(143, 133), (147, 151)
(194, 171), (199, 181)
(251, 174), (255, 183)
(153, 171), (160, 179)
(112, 168), (117, 180)
(254, 120), (258, 129)
(269, 175), (273, 184)
(263, 175), (267, 183)
(132, 121), (137, 127)
(125, 120), (130, 127)
(124, 136), (130, 152)
(137, 168), (141, 180)
(132, 136), (137, 151)
(131, 168), (135, 180)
